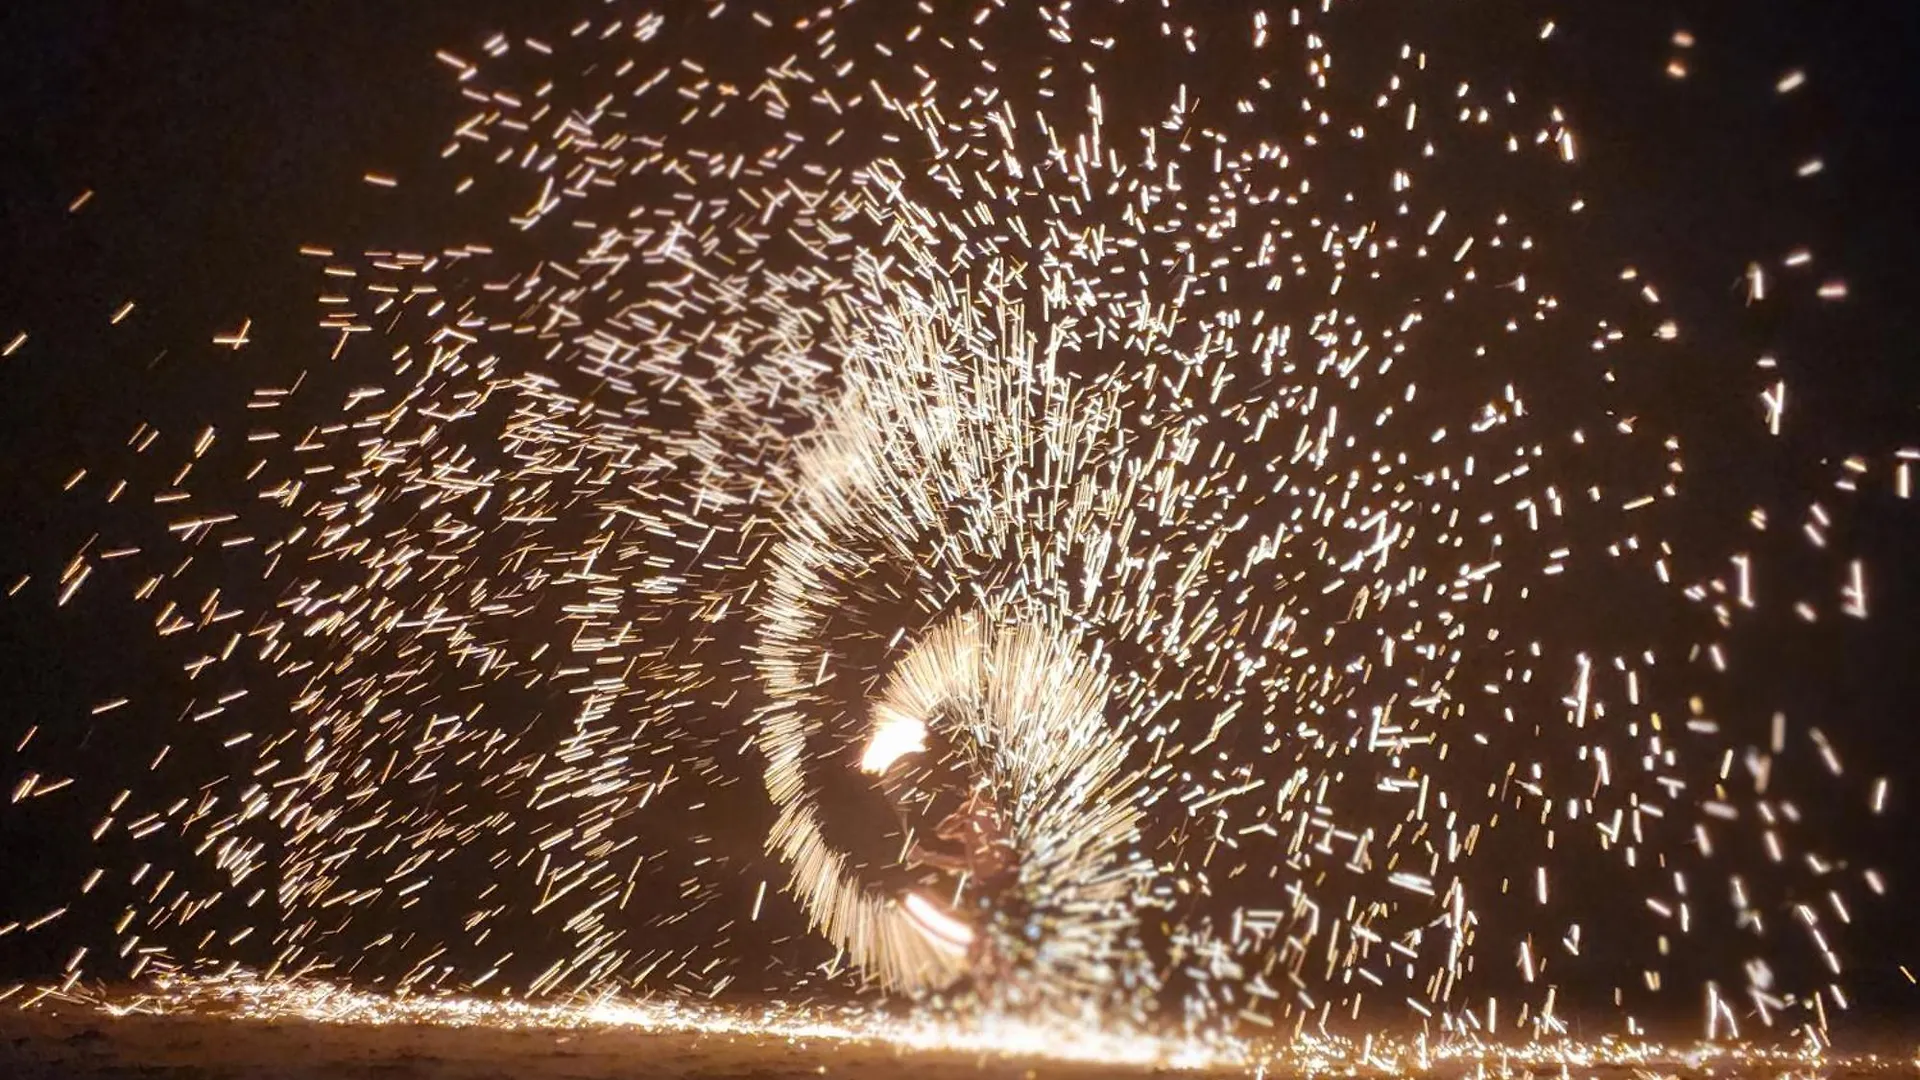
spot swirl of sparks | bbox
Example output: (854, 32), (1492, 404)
(2, 0), (1906, 1054)
(754, 302), (1154, 997)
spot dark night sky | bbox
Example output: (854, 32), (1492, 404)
(0, 0), (1917, 1033)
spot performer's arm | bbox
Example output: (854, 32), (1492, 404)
(908, 840), (969, 872)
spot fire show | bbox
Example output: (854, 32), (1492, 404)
(1, 2), (1916, 1076)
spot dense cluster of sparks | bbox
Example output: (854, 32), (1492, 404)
(3, 0), (1908, 1064)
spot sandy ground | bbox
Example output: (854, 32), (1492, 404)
(0, 1008), (1182, 1080)
(1, 1005), (1912, 1079)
